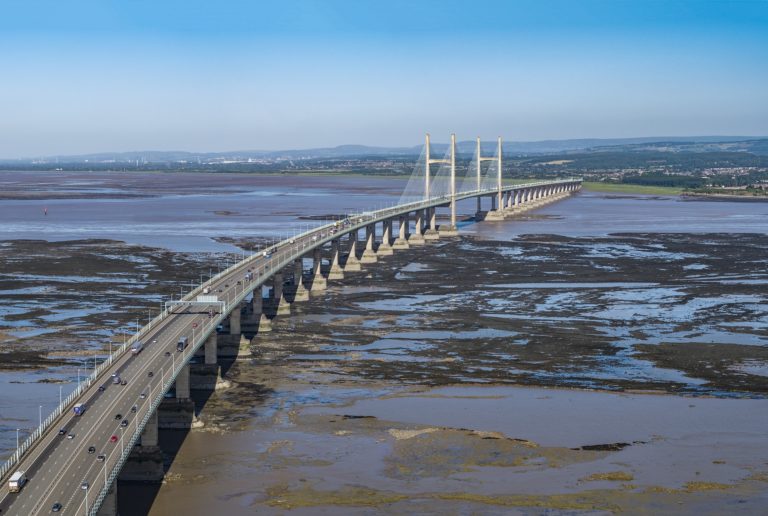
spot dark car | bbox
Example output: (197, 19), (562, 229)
(114, 413), (122, 420)
(87, 446), (95, 454)
(148, 371), (154, 377)
(52, 502), (62, 512)
(164, 351), (171, 357)
(98, 385), (105, 392)
(120, 419), (129, 427)
(97, 454), (106, 462)
(58, 428), (66, 436)
(131, 405), (137, 413)
(120, 379), (127, 386)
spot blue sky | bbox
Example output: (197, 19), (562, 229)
(1, 0), (767, 156)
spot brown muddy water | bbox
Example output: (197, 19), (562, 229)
(2, 172), (768, 514)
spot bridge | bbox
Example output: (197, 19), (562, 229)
(0, 135), (581, 515)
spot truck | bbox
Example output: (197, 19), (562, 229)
(203, 287), (210, 295)
(8, 471), (27, 492)
(73, 403), (86, 416)
(131, 341), (143, 355)
(177, 336), (188, 352)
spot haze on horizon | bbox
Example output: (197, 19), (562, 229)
(0, 0), (767, 158)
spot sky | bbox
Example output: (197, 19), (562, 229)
(0, 0), (767, 157)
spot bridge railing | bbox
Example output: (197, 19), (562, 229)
(0, 177), (581, 482)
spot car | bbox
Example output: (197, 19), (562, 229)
(131, 405), (137, 413)
(217, 288), (222, 293)
(148, 371), (154, 377)
(152, 339), (158, 345)
(236, 280), (242, 285)
(87, 446), (95, 454)
(114, 414), (122, 420)
(224, 283), (229, 288)
(140, 392), (147, 399)
(164, 351), (171, 357)
(120, 380), (127, 386)
(52, 502), (62, 512)
(80, 481), (88, 490)
(120, 420), (128, 427)
(96, 454), (105, 462)
(67, 433), (75, 440)
(58, 428), (66, 436)
(98, 385), (106, 392)
(109, 435), (118, 443)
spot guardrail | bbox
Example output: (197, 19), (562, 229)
(0, 177), (581, 483)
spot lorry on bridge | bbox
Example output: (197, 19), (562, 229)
(73, 403), (86, 416)
(8, 471), (27, 492)
(131, 341), (144, 355)
(177, 336), (189, 352)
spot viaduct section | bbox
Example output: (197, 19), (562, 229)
(0, 135), (581, 515)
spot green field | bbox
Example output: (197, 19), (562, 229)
(582, 181), (683, 195)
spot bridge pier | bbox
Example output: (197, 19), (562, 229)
(424, 207), (439, 240)
(377, 218), (394, 255)
(360, 224), (378, 263)
(119, 410), (164, 482)
(328, 238), (345, 279)
(344, 230), (362, 271)
(229, 306), (241, 335)
(409, 210), (426, 245)
(159, 364), (195, 429)
(392, 214), (410, 249)
(274, 272), (291, 315)
(310, 247), (327, 291)
(292, 258), (310, 301)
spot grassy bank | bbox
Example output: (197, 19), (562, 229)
(582, 181), (683, 195)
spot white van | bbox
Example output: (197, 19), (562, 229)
(8, 470), (27, 492)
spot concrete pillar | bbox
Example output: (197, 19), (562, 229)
(293, 258), (309, 301)
(311, 247), (327, 291)
(175, 364), (190, 400)
(344, 230), (361, 271)
(409, 210), (426, 245)
(141, 410), (159, 447)
(393, 214), (409, 249)
(205, 332), (217, 365)
(274, 272), (290, 315)
(360, 224), (378, 263)
(377, 219), (394, 255)
(424, 207), (439, 240)
(229, 306), (241, 335)
(96, 482), (117, 516)
(328, 239), (344, 279)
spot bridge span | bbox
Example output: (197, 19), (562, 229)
(0, 136), (580, 515)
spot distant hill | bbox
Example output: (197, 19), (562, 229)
(3, 136), (766, 163)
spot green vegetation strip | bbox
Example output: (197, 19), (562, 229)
(582, 182), (683, 195)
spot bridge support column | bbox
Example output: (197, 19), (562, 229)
(328, 239), (345, 279)
(360, 224), (378, 263)
(292, 258), (310, 301)
(175, 363), (190, 400)
(344, 230), (361, 270)
(96, 482), (118, 516)
(377, 219), (394, 255)
(409, 210), (426, 245)
(424, 207), (439, 240)
(229, 306), (241, 335)
(392, 214), (410, 249)
(310, 247), (327, 291)
(205, 332), (217, 365)
(274, 272), (291, 315)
